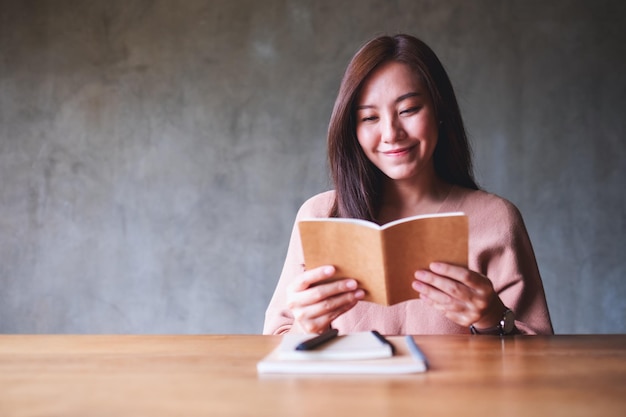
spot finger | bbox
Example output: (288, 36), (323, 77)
(429, 262), (490, 292)
(297, 292), (362, 326)
(413, 279), (453, 305)
(414, 270), (473, 302)
(303, 289), (365, 321)
(414, 281), (473, 316)
(291, 265), (336, 292)
(415, 285), (481, 324)
(289, 277), (359, 309)
(293, 289), (364, 333)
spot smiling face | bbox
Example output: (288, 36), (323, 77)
(355, 61), (439, 184)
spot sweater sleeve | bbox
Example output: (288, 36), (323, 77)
(263, 192), (335, 335)
(262, 218), (302, 335)
(470, 197), (554, 335)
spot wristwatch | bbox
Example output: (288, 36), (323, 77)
(470, 308), (516, 336)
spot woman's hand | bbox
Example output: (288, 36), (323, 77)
(286, 265), (365, 334)
(412, 262), (506, 329)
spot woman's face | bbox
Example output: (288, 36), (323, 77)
(355, 61), (439, 183)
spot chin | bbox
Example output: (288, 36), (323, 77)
(382, 170), (419, 181)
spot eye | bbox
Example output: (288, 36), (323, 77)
(358, 113), (379, 123)
(400, 106), (421, 116)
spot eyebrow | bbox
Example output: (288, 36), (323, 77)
(356, 91), (422, 110)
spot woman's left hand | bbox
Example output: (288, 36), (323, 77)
(412, 262), (506, 329)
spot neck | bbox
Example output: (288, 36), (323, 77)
(378, 175), (452, 223)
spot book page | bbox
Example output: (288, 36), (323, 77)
(383, 215), (468, 305)
(298, 220), (386, 303)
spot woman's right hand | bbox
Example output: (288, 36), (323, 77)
(286, 265), (365, 333)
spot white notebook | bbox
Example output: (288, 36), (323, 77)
(257, 332), (428, 375)
(276, 331), (393, 361)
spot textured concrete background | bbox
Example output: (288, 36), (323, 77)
(0, 0), (624, 334)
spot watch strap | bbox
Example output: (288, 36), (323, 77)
(469, 323), (501, 335)
(470, 308), (515, 336)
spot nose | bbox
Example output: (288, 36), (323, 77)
(381, 114), (404, 143)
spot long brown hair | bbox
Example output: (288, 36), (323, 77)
(328, 34), (478, 221)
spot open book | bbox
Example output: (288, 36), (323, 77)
(257, 332), (428, 375)
(298, 212), (468, 306)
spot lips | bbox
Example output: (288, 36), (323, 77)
(381, 144), (417, 156)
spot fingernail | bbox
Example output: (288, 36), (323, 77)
(345, 280), (357, 289)
(354, 289), (365, 299)
(323, 266), (335, 275)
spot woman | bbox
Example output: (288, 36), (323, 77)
(264, 34), (553, 336)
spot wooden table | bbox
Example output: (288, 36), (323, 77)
(0, 334), (624, 417)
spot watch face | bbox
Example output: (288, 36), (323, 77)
(502, 309), (516, 334)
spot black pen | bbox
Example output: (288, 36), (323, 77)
(295, 328), (339, 351)
(371, 330), (396, 355)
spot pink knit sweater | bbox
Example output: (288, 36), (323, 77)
(263, 186), (554, 335)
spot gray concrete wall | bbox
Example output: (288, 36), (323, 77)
(0, 0), (624, 334)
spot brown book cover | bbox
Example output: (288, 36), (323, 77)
(298, 212), (468, 306)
